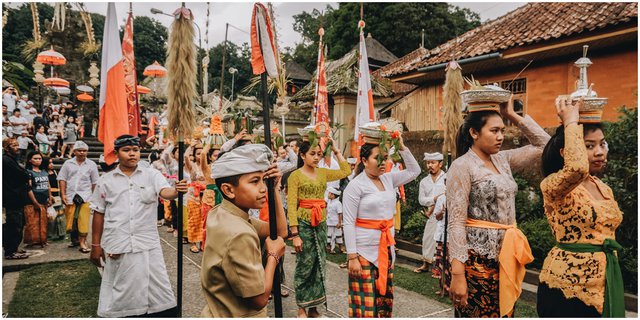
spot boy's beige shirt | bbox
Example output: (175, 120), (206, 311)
(201, 199), (268, 318)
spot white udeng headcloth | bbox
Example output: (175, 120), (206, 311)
(211, 144), (273, 179)
(423, 152), (443, 161)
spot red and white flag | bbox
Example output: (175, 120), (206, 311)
(354, 21), (375, 142)
(122, 11), (141, 137)
(98, 3), (129, 165)
(250, 3), (278, 78)
(314, 45), (329, 124)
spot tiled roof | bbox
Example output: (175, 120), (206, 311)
(379, 2), (638, 78)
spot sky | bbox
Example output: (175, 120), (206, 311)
(7, 1), (526, 51)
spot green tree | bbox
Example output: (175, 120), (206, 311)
(291, 3), (481, 69)
(206, 41), (255, 101)
(2, 3), (54, 91)
(291, 5), (334, 72)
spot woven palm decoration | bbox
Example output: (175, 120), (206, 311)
(442, 60), (464, 160)
(166, 5), (197, 141)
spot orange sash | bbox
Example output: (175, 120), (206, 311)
(355, 218), (395, 295)
(466, 218), (534, 317)
(298, 199), (326, 227)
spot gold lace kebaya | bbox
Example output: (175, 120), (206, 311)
(538, 123), (623, 314)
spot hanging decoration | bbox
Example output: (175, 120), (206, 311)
(22, 3), (47, 61)
(88, 62), (100, 87)
(52, 2), (66, 31)
(3, 8), (8, 28)
(202, 2), (210, 97)
(33, 61), (45, 83)
(76, 3), (100, 56)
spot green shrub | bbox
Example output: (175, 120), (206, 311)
(519, 217), (556, 270)
(397, 161), (429, 242)
(514, 174), (544, 222)
(602, 106), (637, 292)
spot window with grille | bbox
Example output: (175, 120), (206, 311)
(501, 78), (527, 94)
(500, 78), (526, 125)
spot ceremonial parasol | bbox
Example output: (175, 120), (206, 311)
(43, 77), (69, 88)
(52, 87), (70, 95)
(37, 47), (66, 77)
(36, 48), (66, 65)
(143, 60), (167, 77)
(77, 92), (94, 102)
(76, 85), (94, 93)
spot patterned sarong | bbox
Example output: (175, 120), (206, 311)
(455, 250), (514, 318)
(294, 220), (327, 308)
(348, 255), (394, 318)
(24, 204), (47, 245)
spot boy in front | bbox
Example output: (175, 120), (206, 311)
(202, 144), (288, 317)
(89, 135), (188, 317)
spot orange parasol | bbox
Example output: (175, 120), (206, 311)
(43, 77), (69, 88)
(36, 48), (67, 66)
(77, 93), (94, 102)
(143, 61), (167, 78)
(136, 85), (151, 94)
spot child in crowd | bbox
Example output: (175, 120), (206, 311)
(201, 144), (288, 317)
(326, 186), (344, 254)
(17, 130), (36, 163)
(35, 125), (53, 155)
(61, 116), (77, 158)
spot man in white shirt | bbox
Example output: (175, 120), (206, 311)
(16, 95), (29, 113)
(414, 152), (446, 273)
(57, 141), (99, 251)
(89, 135), (187, 317)
(23, 101), (36, 125)
(9, 109), (28, 136)
(2, 87), (17, 113)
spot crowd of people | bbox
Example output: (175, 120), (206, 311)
(3, 86), (87, 162)
(1, 92), (625, 318)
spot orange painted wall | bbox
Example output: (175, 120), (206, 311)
(475, 49), (637, 128)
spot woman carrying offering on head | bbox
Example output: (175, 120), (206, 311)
(342, 130), (421, 318)
(447, 90), (550, 317)
(536, 96), (624, 317)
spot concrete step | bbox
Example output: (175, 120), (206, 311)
(394, 239), (638, 312)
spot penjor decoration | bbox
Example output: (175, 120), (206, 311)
(166, 4), (197, 316)
(250, 2), (283, 316)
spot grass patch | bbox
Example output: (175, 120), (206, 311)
(8, 260), (101, 317)
(324, 250), (538, 318)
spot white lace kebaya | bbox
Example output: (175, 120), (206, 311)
(446, 115), (550, 263)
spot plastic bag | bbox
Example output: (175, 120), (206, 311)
(47, 206), (57, 220)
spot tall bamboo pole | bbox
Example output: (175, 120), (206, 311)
(257, 18), (283, 318)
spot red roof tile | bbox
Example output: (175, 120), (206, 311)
(379, 2), (637, 78)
